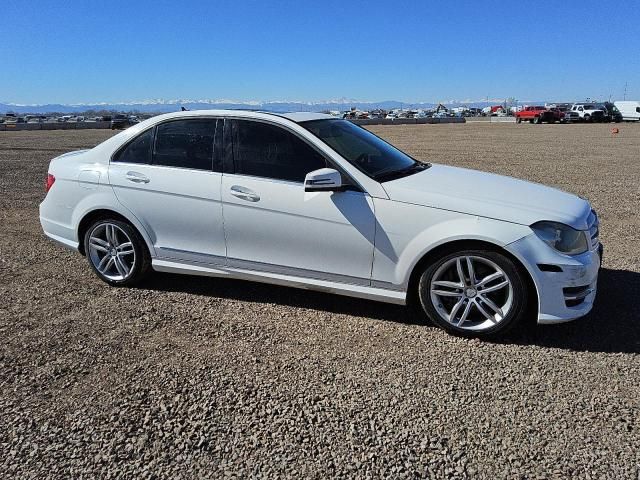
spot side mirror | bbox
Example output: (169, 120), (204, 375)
(304, 168), (343, 192)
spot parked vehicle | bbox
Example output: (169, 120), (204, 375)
(554, 104), (578, 123)
(482, 105), (505, 116)
(40, 110), (602, 338)
(569, 104), (605, 122)
(26, 115), (47, 124)
(5, 116), (25, 124)
(598, 102), (622, 123)
(111, 114), (139, 130)
(515, 106), (564, 124)
(562, 110), (581, 123)
(613, 101), (640, 121)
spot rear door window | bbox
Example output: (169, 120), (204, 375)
(153, 119), (219, 171)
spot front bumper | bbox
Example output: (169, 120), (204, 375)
(506, 234), (601, 324)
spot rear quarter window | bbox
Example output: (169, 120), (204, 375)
(112, 128), (153, 164)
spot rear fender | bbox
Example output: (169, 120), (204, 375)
(73, 194), (157, 257)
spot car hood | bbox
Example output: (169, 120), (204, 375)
(382, 164), (591, 229)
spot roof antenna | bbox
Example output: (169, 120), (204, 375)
(181, 106), (188, 111)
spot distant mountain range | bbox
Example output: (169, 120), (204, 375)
(0, 98), (533, 115)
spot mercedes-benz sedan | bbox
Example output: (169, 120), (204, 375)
(40, 110), (602, 337)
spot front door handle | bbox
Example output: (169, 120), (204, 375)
(125, 171), (150, 184)
(230, 185), (260, 202)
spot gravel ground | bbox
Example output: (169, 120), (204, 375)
(1, 124), (639, 479)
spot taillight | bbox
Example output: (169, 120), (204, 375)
(45, 173), (55, 193)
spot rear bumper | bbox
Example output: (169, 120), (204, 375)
(42, 228), (79, 251)
(40, 203), (79, 251)
(506, 234), (601, 324)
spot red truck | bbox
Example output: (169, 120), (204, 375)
(515, 106), (564, 124)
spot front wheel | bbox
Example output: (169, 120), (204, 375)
(516, 117), (522, 124)
(584, 114), (591, 123)
(417, 249), (529, 337)
(84, 218), (151, 286)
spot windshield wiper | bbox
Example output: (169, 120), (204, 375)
(374, 162), (430, 182)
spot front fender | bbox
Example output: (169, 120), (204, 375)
(371, 200), (532, 289)
(397, 216), (531, 286)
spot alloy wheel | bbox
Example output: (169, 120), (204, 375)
(429, 255), (513, 331)
(87, 223), (136, 281)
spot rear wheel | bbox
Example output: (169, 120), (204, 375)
(84, 218), (151, 286)
(516, 117), (522, 124)
(584, 114), (591, 122)
(417, 249), (529, 337)
(533, 116), (541, 124)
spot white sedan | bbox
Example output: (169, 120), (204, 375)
(40, 110), (601, 337)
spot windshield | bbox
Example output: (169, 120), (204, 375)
(301, 119), (426, 181)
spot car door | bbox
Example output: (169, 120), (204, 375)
(220, 118), (376, 285)
(108, 118), (226, 265)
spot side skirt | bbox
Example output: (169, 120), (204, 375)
(151, 259), (407, 305)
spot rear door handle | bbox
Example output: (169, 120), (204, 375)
(230, 185), (260, 202)
(125, 171), (150, 184)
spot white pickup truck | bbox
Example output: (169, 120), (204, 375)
(569, 104), (605, 122)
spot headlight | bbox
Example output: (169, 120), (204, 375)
(531, 221), (588, 255)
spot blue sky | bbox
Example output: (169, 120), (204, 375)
(2, 1), (639, 104)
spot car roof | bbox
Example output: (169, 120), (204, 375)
(137, 109), (334, 125)
(276, 112), (334, 122)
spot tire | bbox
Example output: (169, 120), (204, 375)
(516, 117), (522, 124)
(584, 114), (591, 123)
(83, 218), (151, 286)
(533, 116), (541, 124)
(417, 249), (529, 338)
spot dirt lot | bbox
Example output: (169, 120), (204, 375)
(1, 123), (639, 478)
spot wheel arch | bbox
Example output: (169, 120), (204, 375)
(405, 239), (538, 319)
(77, 208), (154, 257)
